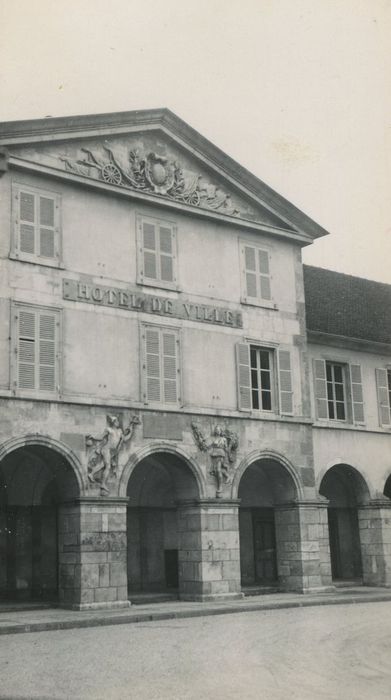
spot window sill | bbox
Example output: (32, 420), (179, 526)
(241, 296), (278, 311)
(9, 253), (64, 270)
(137, 278), (179, 294)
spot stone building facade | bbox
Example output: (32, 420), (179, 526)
(0, 109), (390, 610)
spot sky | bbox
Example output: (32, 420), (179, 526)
(1, 0), (390, 283)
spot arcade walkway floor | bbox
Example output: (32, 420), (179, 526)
(1, 601), (391, 699)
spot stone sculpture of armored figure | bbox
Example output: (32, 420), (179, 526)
(191, 422), (239, 498)
(86, 414), (140, 495)
(209, 425), (230, 497)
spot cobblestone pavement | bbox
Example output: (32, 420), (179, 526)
(1, 602), (391, 700)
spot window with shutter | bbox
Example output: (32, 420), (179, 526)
(240, 241), (272, 306)
(313, 359), (365, 424)
(12, 184), (61, 266)
(13, 304), (60, 395)
(137, 215), (177, 290)
(375, 368), (391, 427)
(236, 343), (292, 415)
(143, 325), (180, 405)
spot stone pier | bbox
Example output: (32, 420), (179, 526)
(275, 501), (333, 593)
(358, 500), (391, 587)
(58, 498), (130, 610)
(177, 500), (242, 601)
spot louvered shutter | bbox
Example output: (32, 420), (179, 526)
(278, 349), (293, 415)
(244, 246), (257, 298)
(159, 225), (174, 283)
(17, 309), (36, 389)
(39, 313), (56, 391)
(19, 191), (36, 254)
(350, 364), (365, 423)
(145, 328), (161, 402)
(375, 368), (391, 426)
(39, 195), (56, 258)
(236, 343), (252, 411)
(162, 330), (179, 403)
(258, 249), (271, 300)
(313, 359), (328, 419)
(142, 221), (158, 280)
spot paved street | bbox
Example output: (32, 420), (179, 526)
(1, 602), (391, 700)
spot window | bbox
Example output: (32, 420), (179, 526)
(313, 359), (364, 423)
(375, 368), (391, 427)
(236, 343), (293, 414)
(240, 241), (272, 306)
(137, 215), (177, 290)
(12, 304), (61, 395)
(12, 184), (61, 265)
(141, 325), (181, 405)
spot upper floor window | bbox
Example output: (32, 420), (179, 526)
(11, 303), (61, 396)
(375, 367), (391, 427)
(240, 241), (273, 307)
(137, 214), (177, 290)
(141, 324), (181, 406)
(236, 342), (293, 415)
(11, 184), (61, 266)
(313, 359), (364, 424)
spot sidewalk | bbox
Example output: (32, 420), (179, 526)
(1, 586), (391, 636)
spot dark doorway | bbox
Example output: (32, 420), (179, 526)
(164, 549), (179, 588)
(320, 464), (368, 582)
(126, 452), (199, 596)
(238, 459), (298, 590)
(0, 445), (79, 604)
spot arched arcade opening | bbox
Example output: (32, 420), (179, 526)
(0, 445), (79, 603)
(319, 464), (370, 582)
(238, 457), (299, 590)
(126, 451), (200, 597)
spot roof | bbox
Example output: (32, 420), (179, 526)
(0, 108), (329, 242)
(304, 265), (391, 345)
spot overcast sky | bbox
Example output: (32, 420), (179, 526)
(1, 0), (390, 283)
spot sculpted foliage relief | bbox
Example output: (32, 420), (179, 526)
(59, 145), (246, 217)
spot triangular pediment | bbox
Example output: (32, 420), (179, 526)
(0, 109), (329, 241)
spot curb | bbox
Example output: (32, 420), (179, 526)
(1, 593), (391, 635)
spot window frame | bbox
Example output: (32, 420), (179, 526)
(10, 182), (62, 268)
(236, 340), (294, 416)
(239, 239), (275, 309)
(10, 301), (62, 399)
(140, 321), (182, 408)
(313, 358), (365, 425)
(325, 361), (347, 422)
(249, 344), (276, 413)
(136, 213), (178, 291)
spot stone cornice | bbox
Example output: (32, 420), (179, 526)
(307, 329), (391, 356)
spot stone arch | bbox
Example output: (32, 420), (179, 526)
(0, 435), (85, 495)
(0, 436), (83, 603)
(318, 462), (371, 506)
(119, 442), (206, 499)
(316, 459), (374, 502)
(231, 449), (304, 501)
(319, 463), (371, 583)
